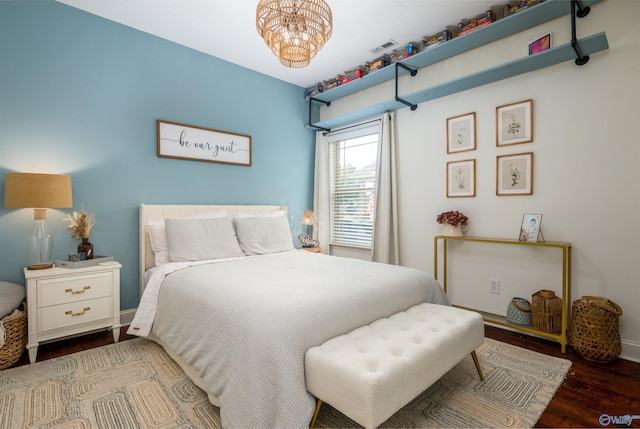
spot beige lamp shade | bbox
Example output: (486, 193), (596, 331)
(4, 173), (73, 269)
(302, 209), (314, 225)
(5, 173), (73, 215)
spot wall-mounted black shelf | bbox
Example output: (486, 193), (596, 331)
(307, 0), (607, 131)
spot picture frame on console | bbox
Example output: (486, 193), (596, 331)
(519, 213), (544, 243)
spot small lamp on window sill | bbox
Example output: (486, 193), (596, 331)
(4, 172), (73, 270)
(298, 209), (319, 248)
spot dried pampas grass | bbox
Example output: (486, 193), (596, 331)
(63, 210), (95, 239)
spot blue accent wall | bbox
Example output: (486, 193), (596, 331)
(0, 1), (315, 310)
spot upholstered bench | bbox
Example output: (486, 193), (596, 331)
(305, 303), (485, 429)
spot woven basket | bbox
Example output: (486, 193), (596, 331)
(570, 296), (622, 363)
(0, 301), (27, 370)
(506, 297), (532, 325)
(531, 290), (562, 334)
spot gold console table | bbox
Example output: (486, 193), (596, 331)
(434, 235), (572, 353)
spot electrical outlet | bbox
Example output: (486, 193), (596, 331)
(489, 279), (500, 294)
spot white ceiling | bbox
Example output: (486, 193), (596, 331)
(57, 0), (499, 89)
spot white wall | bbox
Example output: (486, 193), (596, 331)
(322, 1), (640, 361)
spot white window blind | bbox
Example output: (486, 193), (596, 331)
(328, 121), (380, 248)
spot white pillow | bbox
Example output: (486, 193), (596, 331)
(235, 215), (294, 256)
(165, 217), (244, 262)
(147, 210), (227, 266)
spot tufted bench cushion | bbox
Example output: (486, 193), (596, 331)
(305, 302), (484, 429)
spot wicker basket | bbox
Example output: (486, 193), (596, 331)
(569, 296), (622, 363)
(531, 290), (562, 334)
(0, 301), (27, 370)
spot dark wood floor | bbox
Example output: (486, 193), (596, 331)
(9, 325), (640, 428)
(486, 327), (640, 428)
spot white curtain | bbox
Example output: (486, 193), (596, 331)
(371, 111), (399, 264)
(313, 130), (331, 254)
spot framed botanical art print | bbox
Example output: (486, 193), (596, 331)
(496, 152), (533, 195)
(496, 99), (532, 146)
(447, 159), (476, 197)
(447, 112), (476, 153)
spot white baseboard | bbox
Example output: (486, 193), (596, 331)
(621, 340), (640, 363)
(120, 308), (136, 327)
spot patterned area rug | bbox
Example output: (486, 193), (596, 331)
(0, 337), (570, 428)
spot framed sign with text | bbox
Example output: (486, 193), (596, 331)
(157, 120), (252, 166)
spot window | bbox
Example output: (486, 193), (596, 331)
(328, 121), (380, 248)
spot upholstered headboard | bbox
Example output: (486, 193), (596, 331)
(139, 204), (287, 295)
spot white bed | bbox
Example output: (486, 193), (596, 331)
(129, 204), (450, 429)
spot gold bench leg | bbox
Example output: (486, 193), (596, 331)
(309, 399), (323, 428)
(471, 351), (484, 381)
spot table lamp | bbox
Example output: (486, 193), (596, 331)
(302, 210), (314, 235)
(298, 209), (318, 247)
(4, 173), (73, 270)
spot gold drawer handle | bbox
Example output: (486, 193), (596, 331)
(65, 286), (91, 294)
(65, 307), (90, 316)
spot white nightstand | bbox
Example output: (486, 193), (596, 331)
(23, 262), (121, 363)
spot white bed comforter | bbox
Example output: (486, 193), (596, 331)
(129, 251), (449, 428)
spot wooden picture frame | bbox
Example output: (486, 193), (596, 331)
(447, 159), (476, 197)
(157, 120), (252, 166)
(496, 152), (533, 195)
(447, 112), (476, 153)
(496, 99), (532, 146)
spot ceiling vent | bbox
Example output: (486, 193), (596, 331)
(370, 39), (397, 54)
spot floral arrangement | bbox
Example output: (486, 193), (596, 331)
(436, 210), (469, 227)
(63, 210), (96, 239)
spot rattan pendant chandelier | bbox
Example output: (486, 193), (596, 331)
(256, 0), (333, 68)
